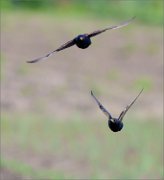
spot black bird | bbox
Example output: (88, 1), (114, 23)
(27, 17), (135, 63)
(91, 89), (143, 132)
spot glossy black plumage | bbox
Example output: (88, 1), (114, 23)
(27, 17), (135, 63)
(75, 35), (91, 49)
(91, 89), (143, 132)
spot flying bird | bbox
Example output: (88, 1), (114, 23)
(27, 17), (135, 63)
(91, 88), (143, 132)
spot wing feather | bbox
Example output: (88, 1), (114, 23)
(91, 91), (112, 119)
(27, 39), (75, 63)
(88, 16), (135, 38)
(118, 88), (143, 121)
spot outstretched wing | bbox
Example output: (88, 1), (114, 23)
(118, 88), (143, 121)
(91, 91), (112, 119)
(27, 39), (75, 63)
(88, 16), (135, 38)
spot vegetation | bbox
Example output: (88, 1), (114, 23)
(1, 113), (163, 179)
(1, 0), (163, 25)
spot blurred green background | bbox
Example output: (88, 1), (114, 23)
(1, 0), (163, 25)
(1, 0), (163, 179)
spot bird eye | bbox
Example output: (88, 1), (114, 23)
(80, 37), (83, 40)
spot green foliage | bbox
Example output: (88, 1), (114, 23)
(1, 0), (163, 25)
(1, 0), (52, 10)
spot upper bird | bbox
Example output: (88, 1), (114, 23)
(91, 88), (143, 132)
(27, 17), (135, 63)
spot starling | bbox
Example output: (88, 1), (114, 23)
(91, 88), (143, 132)
(27, 17), (135, 63)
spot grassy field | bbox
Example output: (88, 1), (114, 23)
(1, 113), (163, 179)
(1, 2), (163, 179)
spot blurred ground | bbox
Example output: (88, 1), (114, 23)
(1, 11), (163, 179)
(1, 12), (163, 119)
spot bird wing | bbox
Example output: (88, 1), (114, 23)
(27, 39), (75, 63)
(88, 16), (135, 38)
(91, 91), (112, 119)
(118, 88), (143, 121)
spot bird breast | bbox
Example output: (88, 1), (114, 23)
(75, 35), (91, 49)
(108, 120), (123, 132)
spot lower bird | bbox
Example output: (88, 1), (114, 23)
(27, 17), (135, 63)
(91, 89), (143, 132)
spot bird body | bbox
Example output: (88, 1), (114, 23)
(108, 118), (123, 132)
(75, 34), (91, 49)
(91, 89), (143, 132)
(27, 17), (135, 63)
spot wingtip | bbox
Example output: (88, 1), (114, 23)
(135, 88), (144, 100)
(126, 16), (136, 24)
(91, 90), (93, 95)
(26, 60), (36, 63)
(140, 88), (144, 94)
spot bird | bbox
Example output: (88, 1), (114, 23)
(91, 88), (143, 132)
(27, 17), (135, 63)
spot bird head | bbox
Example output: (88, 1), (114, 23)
(108, 118), (123, 132)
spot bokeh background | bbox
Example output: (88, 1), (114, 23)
(1, 0), (163, 179)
